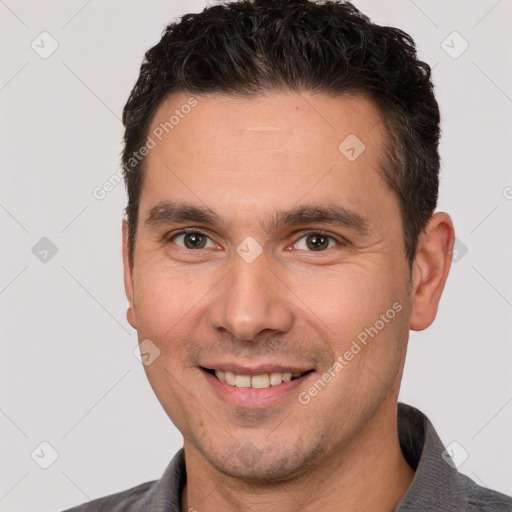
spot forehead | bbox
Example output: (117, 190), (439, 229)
(148, 90), (384, 160)
(140, 91), (394, 228)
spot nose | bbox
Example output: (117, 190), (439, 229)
(208, 253), (294, 342)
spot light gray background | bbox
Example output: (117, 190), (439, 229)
(1, 1), (511, 510)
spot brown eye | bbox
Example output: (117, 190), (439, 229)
(307, 234), (329, 251)
(184, 233), (206, 249)
(294, 233), (338, 251)
(172, 232), (215, 249)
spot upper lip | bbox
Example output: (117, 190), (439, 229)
(200, 362), (314, 376)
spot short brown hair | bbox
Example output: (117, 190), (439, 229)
(122, 0), (440, 266)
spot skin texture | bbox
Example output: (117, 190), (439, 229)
(122, 91), (455, 512)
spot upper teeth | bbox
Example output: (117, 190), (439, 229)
(214, 370), (302, 389)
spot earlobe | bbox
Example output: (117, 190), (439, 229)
(122, 220), (137, 330)
(409, 212), (455, 331)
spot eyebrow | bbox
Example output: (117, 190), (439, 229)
(144, 200), (369, 235)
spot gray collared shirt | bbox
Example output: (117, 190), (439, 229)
(62, 403), (512, 511)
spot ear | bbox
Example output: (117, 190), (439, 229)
(409, 212), (455, 331)
(122, 220), (137, 329)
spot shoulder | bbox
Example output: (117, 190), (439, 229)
(59, 480), (156, 512)
(396, 404), (512, 511)
(58, 449), (186, 512)
(461, 473), (512, 512)
(402, 470), (512, 512)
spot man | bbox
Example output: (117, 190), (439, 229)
(63, 0), (512, 511)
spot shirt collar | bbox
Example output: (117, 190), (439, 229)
(394, 402), (469, 510)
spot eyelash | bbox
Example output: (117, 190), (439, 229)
(166, 228), (347, 252)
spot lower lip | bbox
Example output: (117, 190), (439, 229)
(202, 369), (313, 408)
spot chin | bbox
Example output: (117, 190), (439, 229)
(196, 438), (323, 484)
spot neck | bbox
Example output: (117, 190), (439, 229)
(181, 402), (415, 512)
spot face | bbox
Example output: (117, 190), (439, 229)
(123, 91), (415, 481)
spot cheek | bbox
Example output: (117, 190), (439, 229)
(291, 262), (410, 392)
(289, 263), (399, 339)
(132, 263), (205, 344)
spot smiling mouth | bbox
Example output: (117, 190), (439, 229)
(201, 367), (314, 389)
